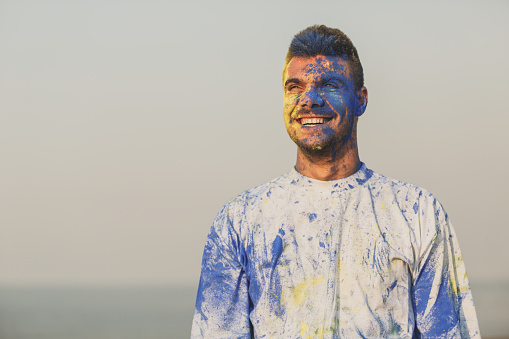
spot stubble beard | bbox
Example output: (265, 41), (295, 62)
(290, 115), (356, 160)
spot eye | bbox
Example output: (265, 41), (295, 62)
(322, 82), (339, 90)
(286, 84), (302, 93)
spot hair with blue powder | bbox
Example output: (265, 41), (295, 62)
(284, 25), (364, 90)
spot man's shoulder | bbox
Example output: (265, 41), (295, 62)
(369, 170), (434, 199)
(228, 172), (292, 207)
(368, 170), (445, 218)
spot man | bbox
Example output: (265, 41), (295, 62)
(191, 25), (480, 338)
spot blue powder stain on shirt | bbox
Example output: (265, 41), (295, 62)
(271, 235), (283, 268)
(309, 213), (317, 222)
(348, 184), (354, 189)
(319, 241), (325, 248)
(387, 280), (397, 293)
(278, 228), (285, 236)
(269, 235), (285, 317)
(414, 257), (459, 335)
(214, 261), (226, 270)
(413, 202), (418, 214)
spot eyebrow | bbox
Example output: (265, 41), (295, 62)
(320, 74), (347, 83)
(284, 78), (301, 87)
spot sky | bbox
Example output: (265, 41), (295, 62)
(0, 0), (508, 287)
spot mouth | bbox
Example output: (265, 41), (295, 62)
(298, 117), (332, 126)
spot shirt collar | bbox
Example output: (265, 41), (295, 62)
(288, 162), (373, 193)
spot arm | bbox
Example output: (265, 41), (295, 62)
(412, 196), (480, 338)
(191, 203), (252, 338)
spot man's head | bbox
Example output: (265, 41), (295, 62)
(284, 25), (364, 90)
(282, 25), (368, 159)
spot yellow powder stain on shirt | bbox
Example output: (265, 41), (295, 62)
(450, 276), (470, 294)
(306, 190), (313, 201)
(450, 277), (458, 296)
(381, 203), (390, 212)
(264, 199), (268, 205)
(450, 252), (469, 294)
(282, 275), (324, 307)
(454, 252), (464, 264)
(300, 322), (308, 336)
(317, 325), (324, 337)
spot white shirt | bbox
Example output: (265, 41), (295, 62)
(192, 164), (480, 338)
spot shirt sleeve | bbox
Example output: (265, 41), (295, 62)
(191, 203), (252, 338)
(412, 195), (480, 338)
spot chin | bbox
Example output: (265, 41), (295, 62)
(296, 140), (333, 155)
(295, 134), (353, 157)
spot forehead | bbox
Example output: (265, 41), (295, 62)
(284, 55), (351, 80)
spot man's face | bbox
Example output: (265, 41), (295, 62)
(283, 55), (366, 155)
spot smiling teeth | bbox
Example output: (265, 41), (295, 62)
(301, 118), (326, 125)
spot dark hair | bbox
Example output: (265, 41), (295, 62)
(284, 25), (364, 89)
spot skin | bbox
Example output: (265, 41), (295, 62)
(283, 55), (368, 181)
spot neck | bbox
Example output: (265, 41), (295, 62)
(295, 134), (361, 181)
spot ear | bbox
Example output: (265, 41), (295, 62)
(355, 87), (368, 117)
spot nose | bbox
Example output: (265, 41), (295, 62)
(299, 87), (324, 108)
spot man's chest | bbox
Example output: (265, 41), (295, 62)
(241, 198), (416, 337)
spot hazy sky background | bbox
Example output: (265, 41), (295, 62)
(1, 0), (508, 287)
